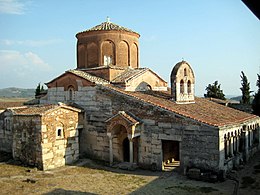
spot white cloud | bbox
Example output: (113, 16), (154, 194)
(1, 39), (63, 47)
(0, 50), (52, 75)
(0, 50), (53, 88)
(0, 0), (26, 15)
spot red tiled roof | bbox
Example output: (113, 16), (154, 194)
(11, 105), (56, 115)
(106, 111), (140, 125)
(10, 104), (81, 116)
(103, 85), (258, 127)
(46, 69), (109, 85)
(67, 70), (109, 84)
(112, 68), (148, 83)
(76, 19), (140, 37)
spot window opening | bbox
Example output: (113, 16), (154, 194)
(68, 86), (74, 101)
(180, 80), (184, 94)
(57, 128), (63, 138)
(184, 68), (187, 76)
(104, 55), (112, 65)
(187, 80), (191, 94)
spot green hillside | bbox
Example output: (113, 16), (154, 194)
(0, 87), (35, 98)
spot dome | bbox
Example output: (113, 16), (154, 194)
(76, 18), (140, 70)
(76, 17), (140, 38)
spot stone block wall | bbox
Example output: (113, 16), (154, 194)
(12, 115), (42, 167)
(77, 87), (111, 161)
(43, 85), (112, 161)
(12, 107), (80, 170)
(41, 107), (80, 170)
(0, 110), (14, 153)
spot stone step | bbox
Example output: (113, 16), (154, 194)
(164, 161), (180, 167)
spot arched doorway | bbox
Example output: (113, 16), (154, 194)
(123, 137), (130, 162)
(106, 111), (141, 165)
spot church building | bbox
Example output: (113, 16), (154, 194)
(0, 18), (260, 176)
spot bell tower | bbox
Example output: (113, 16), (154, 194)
(170, 61), (195, 104)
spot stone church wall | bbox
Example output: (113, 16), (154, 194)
(75, 86), (111, 161)
(43, 85), (232, 172)
(98, 86), (220, 172)
(43, 86), (112, 161)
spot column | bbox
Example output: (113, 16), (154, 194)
(230, 135), (234, 156)
(236, 135), (240, 153)
(129, 138), (133, 163)
(245, 131), (249, 161)
(109, 136), (113, 165)
(248, 130), (251, 148)
(250, 130), (253, 147)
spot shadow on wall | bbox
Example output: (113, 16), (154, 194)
(43, 188), (97, 195)
(135, 81), (151, 91)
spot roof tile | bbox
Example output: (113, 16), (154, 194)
(77, 20), (139, 36)
(104, 85), (258, 127)
(67, 70), (109, 85)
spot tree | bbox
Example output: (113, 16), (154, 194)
(240, 71), (252, 104)
(35, 83), (45, 97)
(35, 83), (41, 97)
(252, 74), (260, 116)
(204, 81), (226, 100)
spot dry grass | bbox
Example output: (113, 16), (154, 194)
(0, 97), (31, 102)
(0, 98), (31, 110)
(3, 151), (260, 195)
(0, 159), (235, 195)
(0, 160), (154, 195)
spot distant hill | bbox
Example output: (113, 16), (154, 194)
(230, 96), (242, 101)
(0, 87), (35, 98)
(230, 95), (254, 103)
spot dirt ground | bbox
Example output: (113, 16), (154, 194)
(0, 98), (30, 110)
(0, 151), (259, 195)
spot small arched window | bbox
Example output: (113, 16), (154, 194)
(187, 80), (191, 94)
(57, 129), (62, 137)
(56, 128), (63, 139)
(184, 68), (187, 76)
(180, 80), (184, 94)
(68, 86), (74, 101)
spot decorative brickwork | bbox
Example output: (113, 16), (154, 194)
(76, 19), (139, 69)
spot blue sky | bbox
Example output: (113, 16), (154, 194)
(0, 0), (259, 96)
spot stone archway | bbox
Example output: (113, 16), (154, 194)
(105, 111), (141, 165)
